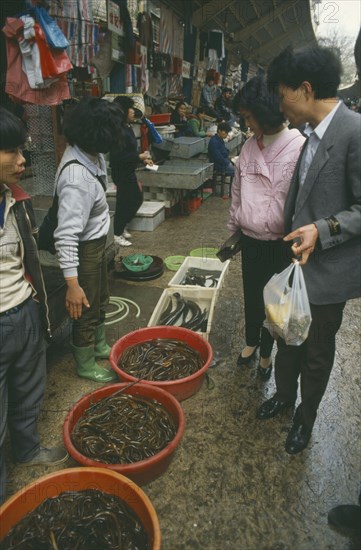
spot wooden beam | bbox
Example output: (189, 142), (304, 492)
(249, 0), (260, 18)
(192, 0), (236, 28)
(239, 22), (301, 61)
(231, 0), (299, 44)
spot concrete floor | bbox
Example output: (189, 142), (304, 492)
(5, 196), (361, 549)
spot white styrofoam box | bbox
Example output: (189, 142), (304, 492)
(168, 256), (230, 292)
(148, 287), (217, 340)
(127, 201), (165, 232)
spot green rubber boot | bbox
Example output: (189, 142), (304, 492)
(94, 324), (112, 359)
(71, 344), (117, 382)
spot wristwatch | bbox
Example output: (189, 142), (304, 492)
(324, 215), (341, 236)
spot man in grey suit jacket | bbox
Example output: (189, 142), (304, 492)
(256, 45), (361, 454)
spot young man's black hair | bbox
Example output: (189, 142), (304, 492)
(217, 122), (231, 133)
(0, 106), (27, 150)
(267, 45), (342, 99)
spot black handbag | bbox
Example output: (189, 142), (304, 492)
(38, 194), (59, 254)
(216, 228), (243, 262)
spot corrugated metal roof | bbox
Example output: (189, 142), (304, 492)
(159, 0), (317, 67)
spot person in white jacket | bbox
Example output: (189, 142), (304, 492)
(54, 97), (124, 382)
(229, 76), (305, 380)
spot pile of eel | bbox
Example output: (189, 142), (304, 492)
(0, 489), (149, 550)
(71, 393), (177, 464)
(180, 267), (221, 288)
(119, 338), (204, 381)
(158, 292), (208, 332)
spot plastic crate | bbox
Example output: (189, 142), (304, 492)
(168, 256), (230, 293)
(148, 287), (217, 340)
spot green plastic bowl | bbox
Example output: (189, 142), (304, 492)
(189, 247), (219, 259)
(122, 254), (154, 272)
(164, 255), (186, 271)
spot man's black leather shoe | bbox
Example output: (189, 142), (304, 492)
(256, 396), (294, 419)
(285, 422), (311, 454)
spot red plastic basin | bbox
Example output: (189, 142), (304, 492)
(110, 326), (213, 401)
(63, 383), (185, 485)
(148, 113), (171, 124)
(0, 467), (161, 549)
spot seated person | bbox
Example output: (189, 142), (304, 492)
(215, 87), (234, 122)
(187, 107), (212, 138)
(170, 102), (189, 137)
(208, 122), (235, 175)
(200, 76), (220, 118)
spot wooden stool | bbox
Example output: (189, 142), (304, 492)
(212, 171), (234, 197)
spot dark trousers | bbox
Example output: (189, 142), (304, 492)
(73, 236), (109, 347)
(0, 299), (46, 503)
(241, 234), (290, 358)
(274, 302), (345, 430)
(114, 179), (143, 236)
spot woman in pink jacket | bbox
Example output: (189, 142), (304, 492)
(229, 76), (305, 380)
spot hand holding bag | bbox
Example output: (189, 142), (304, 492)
(216, 228), (243, 262)
(263, 261), (312, 346)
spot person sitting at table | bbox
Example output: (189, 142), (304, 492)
(207, 122), (234, 175)
(187, 107), (213, 138)
(200, 75), (220, 118)
(170, 102), (189, 137)
(215, 87), (234, 122)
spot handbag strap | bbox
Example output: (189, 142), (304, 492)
(48, 159), (107, 221)
(55, 159), (107, 193)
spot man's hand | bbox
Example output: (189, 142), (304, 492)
(283, 223), (319, 265)
(65, 278), (90, 319)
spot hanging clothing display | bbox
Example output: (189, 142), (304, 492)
(2, 17), (70, 105)
(208, 30), (225, 59)
(140, 44), (149, 93)
(90, 30), (114, 79)
(137, 11), (154, 69)
(48, 0), (99, 68)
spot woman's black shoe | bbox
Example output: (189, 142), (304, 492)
(257, 362), (272, 381)
(237, 345), (259, 367)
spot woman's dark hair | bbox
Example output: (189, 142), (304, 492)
(267, 45), (342, 99)
(63, 97), (125, 153)
(113, 95), (143, 119)
(0, 106), (27, 150)
(233, 75), (285, 131)
(113, 95), (134, 113)
(174, 101), (186, 112)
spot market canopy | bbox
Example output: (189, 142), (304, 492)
(160, 0), (317, 67)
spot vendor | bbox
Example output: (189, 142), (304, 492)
(207, 122), (235, 175)
(187, 107), (213, 138)
(215, 87), (234, 122)
(170, 102), (189, 137)
(200, 75), (220, 118)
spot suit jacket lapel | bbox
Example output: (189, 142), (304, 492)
(291, 104), (346, 219)
(294, 141), (333, 215)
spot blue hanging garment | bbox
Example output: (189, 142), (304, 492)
(33, 7), (69, 49)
